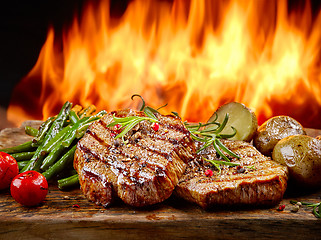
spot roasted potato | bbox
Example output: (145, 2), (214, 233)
(253, 116), (306, 156)
(207, 102), (258, 142)
(272, 135), (321, 188)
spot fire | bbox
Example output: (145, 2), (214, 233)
(7, 0), (321, 128)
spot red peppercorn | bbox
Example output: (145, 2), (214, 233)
(205, 169), (213, 177)
(152, 122), (160, 131)
(115, 124), (122, 133)
(277, 204), (286, 211)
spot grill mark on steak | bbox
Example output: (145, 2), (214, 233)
(175, 139), (288, 209)
(74, 109), (195, 207)
(85, 127), (172, 163)
(80, 130), (183, 187)
(108, 109), (190, 134)
(161, 120), (190, 136)
(89, 117), (189, 161)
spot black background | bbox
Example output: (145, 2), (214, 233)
(0, 0), (130, 109)
(0, 0), (320, 109)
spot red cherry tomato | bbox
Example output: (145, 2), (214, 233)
(10, 170), (48, 207)
(0, 152), (19, 190)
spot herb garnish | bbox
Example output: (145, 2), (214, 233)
(202, 157), (256, 175)
(290, 200), (321, 218)
(107, 95), (240, 166)
(185, 113), (240, 161)
(106, 95), (159, 140)
(107, 115), (158, 139)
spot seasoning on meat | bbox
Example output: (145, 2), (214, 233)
(74, 109), (196, 207)
(175, 140), (288, 209)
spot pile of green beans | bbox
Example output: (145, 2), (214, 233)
(0, 101), (106, 190)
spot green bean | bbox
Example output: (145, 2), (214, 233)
(94, 110), (107, 117)
(3, 102), (106, 188)
(41, 124), (78, 170)
(32, 116), (55, 145)
(41, 125), (72, 153)
(61, 117), (89, 148)
(20, 144), (45, 172)
(25, 126), (39, 137)
(11, 151), (36, 161)
(18, 161), (29, 171)
(0, 141), (35, 154)
(46, 101), (72, 139)
(75, 129), (87, 139)
(63, 111), (107, 147)
(69, 110), (80, 124)
(71, 104), (83, 114)
(58, 174), (79, 190)
(42, 145), (77, 180)
(78, 105), (96, 118)
(21, 101), (72, 172)
(61, 132), (77, 148)
(40, 118), (82, 171)
(40, 144), (65, 171)
(74, 120), (96, 138)
(76, 117), (96, 138)
(74, 110), (107, 139)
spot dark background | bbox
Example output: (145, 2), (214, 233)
(0, 0), (320, 110)
(0, 1), (81, 108)
(0, 0), (130, 110)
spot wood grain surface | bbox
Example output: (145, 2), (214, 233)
(0, 122), (321, 240)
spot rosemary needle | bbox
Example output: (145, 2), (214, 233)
(290, 200), (321, 218)
(185, 113), (240, 161)
(107, 115), (158, 139)
(108, 94), (240, 166)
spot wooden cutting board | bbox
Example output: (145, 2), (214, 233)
(0, 122), (320, 240)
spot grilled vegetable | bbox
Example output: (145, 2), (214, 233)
(207, 102), (258, 142)
(272, 135), (321, 188)
(58, 174), (79, 190)
(253, 116), (306, 156)
(21, 101), (73, 172)
(0, 101), (106, 189)
(42, 145), (77, 180)
(0, 141), (35, 154)
(24, 126), (39, 137)
(11, 151), (36, 161)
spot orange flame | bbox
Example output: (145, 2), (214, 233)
(7, 0), (321, 128)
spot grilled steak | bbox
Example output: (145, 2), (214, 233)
(175, 140), (288, 209)
(74, 109), (196, 207)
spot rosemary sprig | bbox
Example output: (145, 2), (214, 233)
(202, 157), (256, 175)
(131, 94), (159, 120)
(108, 94), (240, 169)
(290, 200), (321, 218)
(106, 95), (160, 140)
(185, 113), (240, 161)
(107, 115), (158, 139)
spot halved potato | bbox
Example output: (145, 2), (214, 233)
(207, 102), (258, 142)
